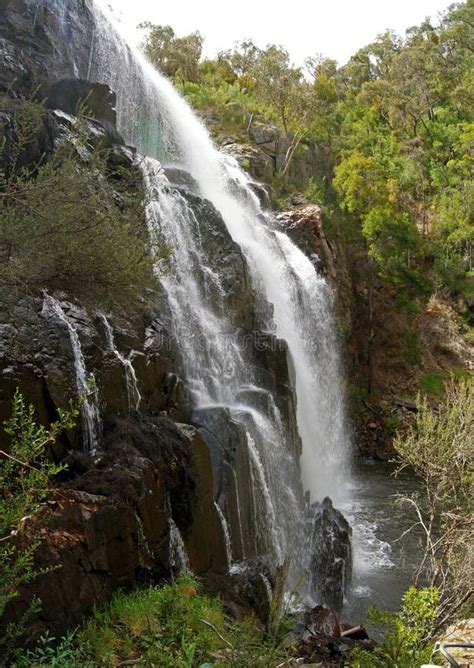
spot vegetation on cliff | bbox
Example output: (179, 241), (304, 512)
(0, 97), (155, 308)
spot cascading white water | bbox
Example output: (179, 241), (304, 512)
(85, 0), (352, 502)
(41, 295), (101, 454)
(99, 314), (141, 411)
(166, 495), (190, 574)
(214, 502), (233, 569)
(141, 159), (300, 560)
(33, 0), (354, 589)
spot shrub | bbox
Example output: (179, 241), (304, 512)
(0, 97), (155, 309)
(418, 372), (445, 397)
(16, 573), (289, 667)
(393, 379), (473, 629)
(0, 389), (79, 661)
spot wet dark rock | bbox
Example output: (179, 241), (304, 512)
(45, 78), (117, 126)
(164, 166), (201, 197)
(0, 0), (96, 98)
(306, 497), (352, 614)
(203, 558), (278, 626)
(193, 406), (256, 560)
(4, 413), (228, 642)
(304, 604), (342, 637)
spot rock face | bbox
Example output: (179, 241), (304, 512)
(276, 204), (339, 288)
(8, 414), (228, 640)
(221, 121), (328, 187)
(0, 0), (96, 99)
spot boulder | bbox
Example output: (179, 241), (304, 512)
(306, 497), (352, 614)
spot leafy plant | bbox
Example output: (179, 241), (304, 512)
(16, 630), (95, 668)
(0, 389), (80, 660)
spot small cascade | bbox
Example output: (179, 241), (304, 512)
(99, 314), (141, 411)
(166, 496), (190, 574)
(214, 502), (233, 569)
(245, 430), (283, 562)
(42, 295), (101, 454)
(135, 513), (154, 565)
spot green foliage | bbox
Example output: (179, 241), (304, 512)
(0, 389), (79, 659)
(351, 587), (439, 667)
(383, 415), (401, 436)
(139, 23), (203, 87)
(16, 630), (95, 668)
(400, 329), (422, 367)
(16, 573), (288, 667)
(0, 97), (155, 308)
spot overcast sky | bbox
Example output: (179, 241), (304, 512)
(103, 0), (453, 67)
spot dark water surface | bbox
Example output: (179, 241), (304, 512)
(340, 459), (422, 624)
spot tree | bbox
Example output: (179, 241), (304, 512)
(219, 39), (261, 79)
(139, 23), (203, 87)
(393, 379), (473, 630)
(251, 45), (302, 135)
(251, 46), (318, 180)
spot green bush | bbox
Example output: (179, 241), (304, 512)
(418, 372), (445, 397)
(400, 329), (422, 367)
(0, 97), (155, 309)
(393, 379), (473, 627)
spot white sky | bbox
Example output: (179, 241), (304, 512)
(105, 0), (453, 67)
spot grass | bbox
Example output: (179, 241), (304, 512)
(419, 373), (445, 397)
(418, 368), (472, 399)
(15, 573), (289, 667)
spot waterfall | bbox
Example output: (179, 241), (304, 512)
(84, 2), (351, 503)
(141, 158), (300, 561)
(41, 295), (101, 454)
(99, 314), (141, 412)
(34, 0), (355, 596)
